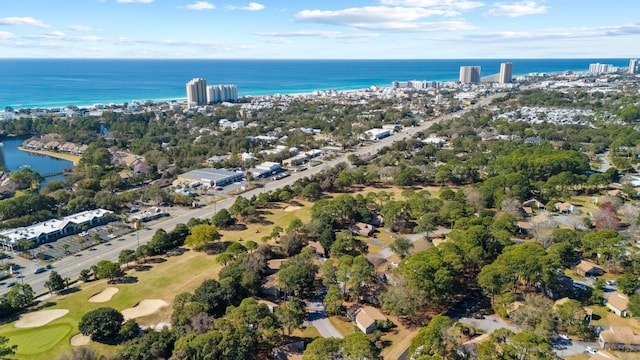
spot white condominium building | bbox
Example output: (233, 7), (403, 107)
(206, 84), (238, 103)
(630, 59), (638, 74)
(186, 78), (207, 105)
(499, 62), (513, 84)
(459, 66), (481, 84)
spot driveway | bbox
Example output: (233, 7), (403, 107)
(459, 315), (519, 334)
(304, 290), (343, 339)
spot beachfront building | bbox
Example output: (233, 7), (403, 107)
(459, 66), (481, 84)
(499, 62), (513, 83)
(0, 209), (114, 249)
(186, 78), (207, 105)
(630, 59), (638, 74)
(176, 168), (243, 188)
(207, 84), (238, 103)
(589, 63), (618, 74)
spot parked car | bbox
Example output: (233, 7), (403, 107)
(585, 347), (596, 355)
(558, 333), (570, 341)
(606, 280), (616, 286)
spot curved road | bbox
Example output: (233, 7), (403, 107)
(3, 93), (498, 298)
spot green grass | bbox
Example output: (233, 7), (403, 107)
(0, 201), (319, 359)
(6, 324), (73, 355)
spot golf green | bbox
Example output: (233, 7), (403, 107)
(6, 323), (73, 355)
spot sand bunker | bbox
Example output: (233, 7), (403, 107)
(284, 206), (302, 212)
(70, 333), (91, 346)
(15, 309), (69, 328)
(88, 287), (119, 303)
(121, 299), (168, 320)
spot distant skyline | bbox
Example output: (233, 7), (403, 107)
(1, 0), (639, 59)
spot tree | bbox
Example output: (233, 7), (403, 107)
(95, 260), (124, 280)
(212, 209), (234, 228)
(324, 284), (343, 316)
(0, 336), (16, 359)
(341, 332), (380, 360)
(303, 337), (342, 360)
(118, 319), (141, 342)
(44, 270), (66, 294)
(629, 294), (640, 317)
(185, 224), (219, 250)
(148, 229), (171, 255)
(5, 283), (34, 309)
(79, 269), (92, 282)
(119, 249), (136, 269)
(275, 297), (306, 335)
(135, 244), (151, 263)
(78, 307), (124, 342)
(389, 237), (413, 258)
(410, 315), (457, 359)
(59, 347), (107, 360)
(617, 274), (639, 296)
(277, 254), (319, 299)
(301, 182), (323, 201)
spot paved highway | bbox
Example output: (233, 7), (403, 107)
(3, 93), (499, 297)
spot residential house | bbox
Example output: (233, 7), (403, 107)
(575, 260), (605, 277)
(522, 199), (546, 210)
(350, 306), (388, 334)
(349, 222), (375, 237)
(553, 297), (593, 324)
(599, 326), (640, 351)
(257, 299), (279, 313)
(554, 202), (582, 215)
(605, 293), (629, 317)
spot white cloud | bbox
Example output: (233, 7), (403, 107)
(49, 31), (65, 37)
(0, 31), (16, 39)
(116, 0), (154, 3)
(241, 2), (264, 11)
(296, 6), (459, 25)
(456, 23), (640, 42)
(379, 0), (484, 10)
(255, 30), (379, 39)
(0, 17), (49, 28)
(186, 1), (215, 10)
(264, 38), (292, 44)
(484, 1), (547, 17)
(227, 2), (265, 11)
(69, 25), (92, 31)
(295, 6), (475, 32)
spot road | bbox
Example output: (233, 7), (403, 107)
(2, 93), (499, 298)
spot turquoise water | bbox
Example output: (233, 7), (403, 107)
(0, 59), (630, 109)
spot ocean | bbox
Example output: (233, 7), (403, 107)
(0, 58), (631, 109)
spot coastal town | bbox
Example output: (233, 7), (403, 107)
(0, 60), (640, 360)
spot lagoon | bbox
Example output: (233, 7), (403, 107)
(0, 137), (73, 185)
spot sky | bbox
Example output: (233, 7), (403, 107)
(0, 0), (639, 59)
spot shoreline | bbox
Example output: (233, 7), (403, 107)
(18, 146), (80, 166)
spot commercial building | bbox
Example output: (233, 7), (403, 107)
(459, 66), (481, 84)
(248, 161), (283, 179)
(207, 84), (238, 103)
(499, 62), (513, 83)
(630, 59), (638, 74)
(177, 168), (243, 187)
(186, 78), (207, 105)
(0, 209), (114, 247)
(363, 128), (392, 141)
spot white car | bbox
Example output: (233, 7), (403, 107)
(585, 347), (596, 355)
(559, 334), (570, 341)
